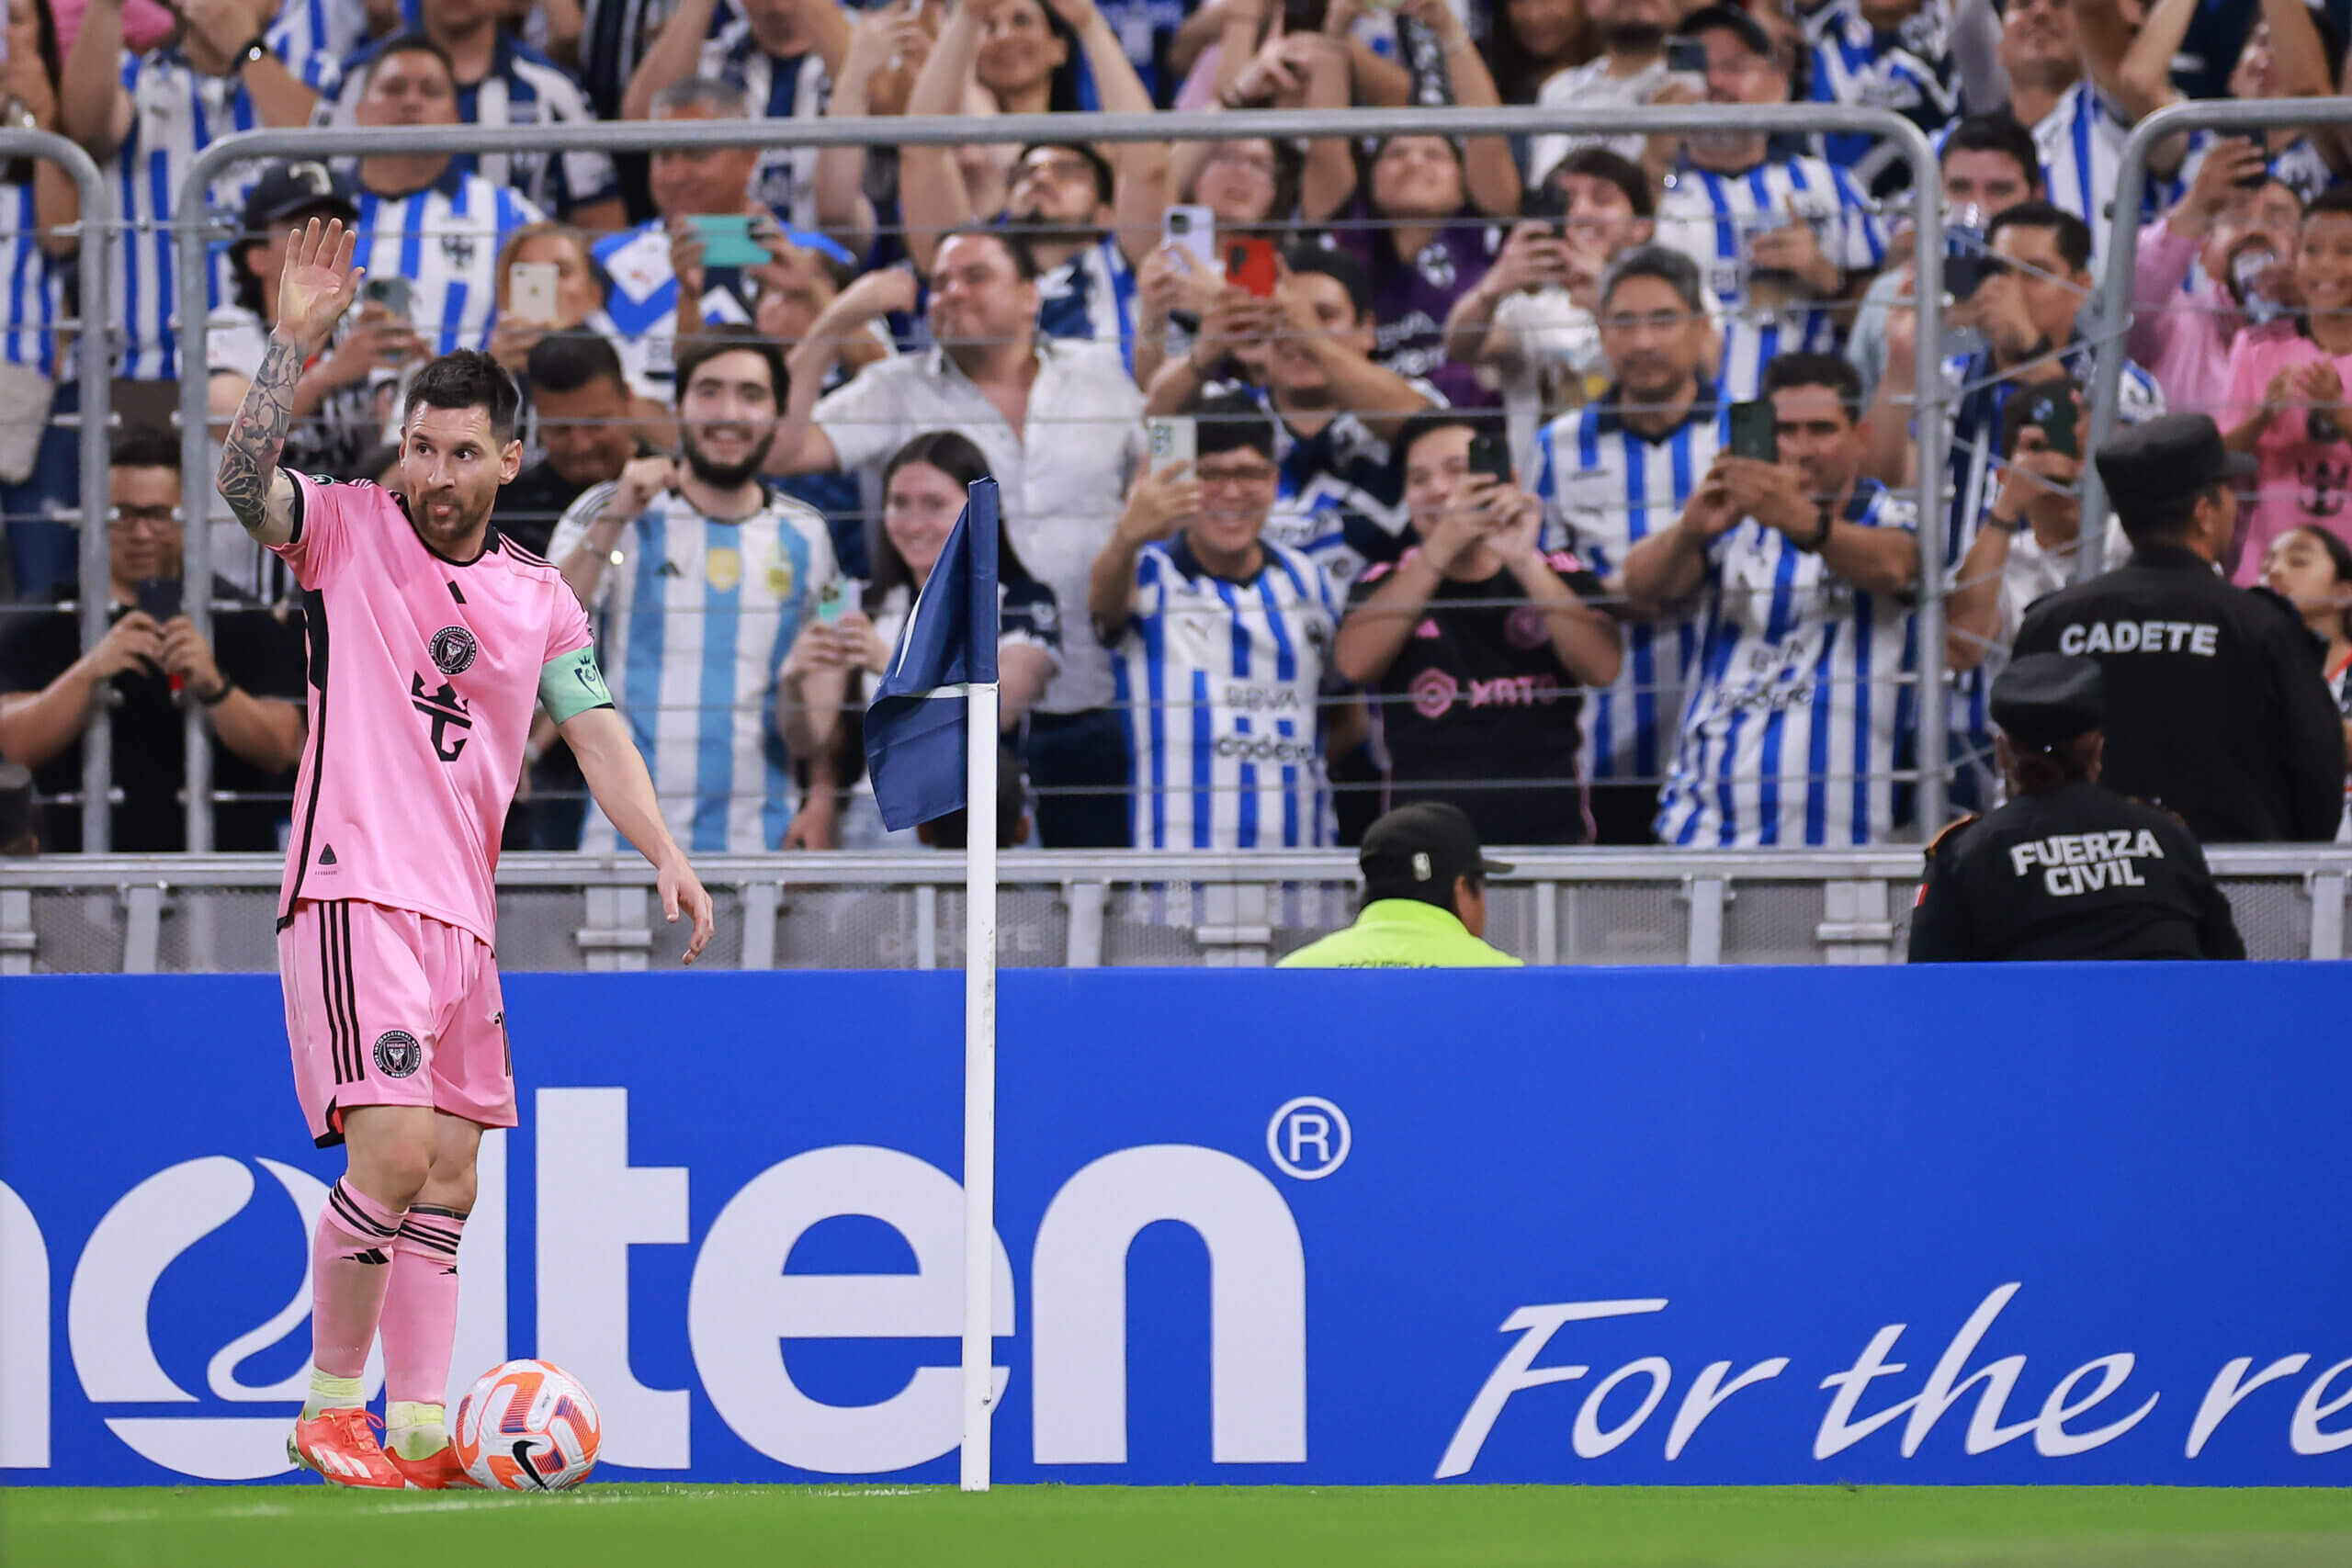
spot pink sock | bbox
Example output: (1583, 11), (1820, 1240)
(311, 1179), (405, 1379)
(381, 1204), (467, 1407)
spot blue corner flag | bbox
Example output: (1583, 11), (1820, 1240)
(865, 478), (1001, 831)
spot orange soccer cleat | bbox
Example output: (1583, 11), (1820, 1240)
(386, 1441), (475, 1490)
(287, 1408), (413, 1489)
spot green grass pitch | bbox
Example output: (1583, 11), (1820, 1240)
(6, 1484), (2352, 1568)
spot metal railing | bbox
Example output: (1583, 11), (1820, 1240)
(0, 130), (114, 850)
(165, 104), (1953, 845)
(2083, 96), (2352, 565)
(2, 845), (2342, 972)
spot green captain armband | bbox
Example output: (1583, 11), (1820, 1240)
(541, 646), (615, 723)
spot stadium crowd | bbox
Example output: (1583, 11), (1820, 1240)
(1, 0), (2349, 857)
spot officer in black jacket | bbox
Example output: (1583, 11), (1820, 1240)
(2011, 412), (2345, 842)
(1909, 654), (2244, 962)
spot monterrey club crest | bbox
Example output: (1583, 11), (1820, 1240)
(373, 1030), (423, 1079)
(429, 626), (479, 676)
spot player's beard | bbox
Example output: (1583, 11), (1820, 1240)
(412, 485), (497, 551)
(682, 423), (779, 491)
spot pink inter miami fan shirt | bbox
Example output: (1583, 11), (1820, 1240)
(270, 474), (597, 945)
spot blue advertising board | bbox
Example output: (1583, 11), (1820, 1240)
(3, 965), (2349, 1487)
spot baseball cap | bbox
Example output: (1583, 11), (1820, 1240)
(1359, 803), (1512, 908)
(1678, 5), (1776, 62)
(1991, 653), (2105, 750)
(2092, 412), (2256, 525)
(241, 162), (359, 239)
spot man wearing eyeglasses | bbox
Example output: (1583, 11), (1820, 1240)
(0, 428), (308, 851)
(1088, 391), (1366, 851)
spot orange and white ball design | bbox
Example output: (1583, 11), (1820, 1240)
(452, 1359), (602, 1491)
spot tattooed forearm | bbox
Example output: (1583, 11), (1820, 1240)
(217, 333), (306, 541)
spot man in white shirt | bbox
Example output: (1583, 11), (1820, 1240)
(771, 227), (1148, 846)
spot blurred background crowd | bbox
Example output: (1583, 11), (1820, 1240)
(0, 0), (2346, 859)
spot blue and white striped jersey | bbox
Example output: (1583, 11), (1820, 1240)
(1532, 393), (1725, 791)
(355, 167), (543, 355)
(2031, 81), (2198, 266)
(1654, 155), (1888, 399)
(1655, 479), (1921, 847)
(1935, 338), (2163, 807)
(1110, 533), (1341, 850)
(1035, 236), (1139, 368)
(330, 31), (617, 218)
(2, 180), (62, 379)
(1804, 0), (1958, 193)
(267, 0), (415, 75)
(698, 28), (829, 231)
(547, 483), (841, 853)
(1218, 378), (1431, 596)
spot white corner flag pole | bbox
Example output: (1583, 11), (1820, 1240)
(960, 678), (1001, 1493)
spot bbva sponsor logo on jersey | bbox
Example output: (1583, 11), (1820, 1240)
(0, 1089), (1307, 1478)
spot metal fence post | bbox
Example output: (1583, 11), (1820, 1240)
(0, 131), (114, 852)
(2082, 98), (2352, 565)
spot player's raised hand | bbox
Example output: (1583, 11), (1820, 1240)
(661, 856), (715, 964)
(276, 217), (364, 355)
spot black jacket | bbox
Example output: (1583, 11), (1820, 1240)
(2011, 544), (2345, 842)
(1908, 781), (2245, 962)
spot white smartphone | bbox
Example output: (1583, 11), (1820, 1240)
(1161, 205), (1218, 275)
(510, 262), (560, 325)
(1147, 415), (1197, 471)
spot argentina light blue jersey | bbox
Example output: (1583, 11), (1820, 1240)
(2031, 81), (2199, 267)
(698, 28), (830, 231)
(329, 31), (616, 217)
(1035, 235), (1139, 370)
(106, 50), (338, 379)
(1804, 0), (1958, 194)
(1654, 157), (1888, 399)
(355, 168), (543, 355)
(1655, 479), (1920, 847)
(1532, 394), (1725, 793)
(547, 483), (840, 852)
(2, 181), (62, 378)
(1111, 534), (1341, 850)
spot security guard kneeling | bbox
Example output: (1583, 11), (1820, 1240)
(1908, 654), (2245, 962)
(1281, 804), (1522, 968)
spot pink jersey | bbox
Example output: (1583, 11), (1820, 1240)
(2218, 323), (2352, 585)
(270, 473), (594, 945)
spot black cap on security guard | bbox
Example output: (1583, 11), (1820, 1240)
(1991, 653), (2105, 750)
(2092, 412), (2256, 525)
(1359, 803), (1512, 908)
(241, 161), (359, 238)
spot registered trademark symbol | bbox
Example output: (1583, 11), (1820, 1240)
(1266, 1097), (1351, 1180)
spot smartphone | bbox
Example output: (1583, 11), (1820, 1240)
(1147, 415), (1197, 471)
(689, 213), (771, 269)
(1162, 205), (1217, 274)
(133, 577), (181, 623)
(1728, 400), (1778, 464)
(1666, 36), (1708, 74)
(1225, 236), (1278, 299)
(1466, 429), (1513, 484)
(1944, 203), (1986, 302)
(1282, 0), (1328, 33)
(510, 261), (560, 325)
(361, 275), (413, 320)
(815, 580), (850, 626)
(1522, 182), (1571, 238)
(2009, 390), (2078, 458)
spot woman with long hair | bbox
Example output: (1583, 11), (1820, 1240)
(2261, 524), (2352, 841)
(779, 431), (1062, 847)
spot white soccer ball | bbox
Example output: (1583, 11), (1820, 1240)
(451, 1359), (602, 1491)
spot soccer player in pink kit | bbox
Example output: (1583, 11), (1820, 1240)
(219, 218), (717, 1490)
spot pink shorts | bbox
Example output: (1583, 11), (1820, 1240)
(278, 898), (515, 1147)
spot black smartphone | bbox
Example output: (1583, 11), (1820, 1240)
(1283, 0), (1328, 34)
(2007, 390), (2078, 458)
(1522, 182), (1571, 237)
(134, 577), (182, 623)
(1727, 400), (1778, 464)
(1666, 36), (1708, 74)
(1467, 430), (1513, 483)
(1945, 253), (1984, 301)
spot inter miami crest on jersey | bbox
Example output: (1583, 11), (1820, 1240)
(430, 625), (479, 675)
(373, 1029), (423, 1078)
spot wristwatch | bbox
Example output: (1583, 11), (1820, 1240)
(197, 679), (236, 707)
(1797, 507), (1835, 553)
(232, 36), (272, 77)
